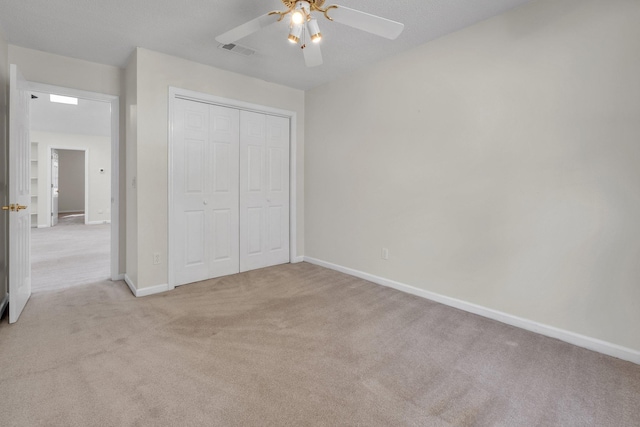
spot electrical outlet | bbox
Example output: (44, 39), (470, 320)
(382, 248), (389, 260)
(153, 253), (161, 265)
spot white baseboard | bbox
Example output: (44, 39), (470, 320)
(292, 255), (305, 263)
(303, 256), (640, 365)
(37, 224), (49, 228)
(0, 292), (8, 319)
(124, 274), (137, 296)
(86, 220), (111, 225)
(124, 274), (171, 297)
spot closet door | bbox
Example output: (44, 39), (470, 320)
(239, 111), (290, 272)
(173, 99), (239, 286)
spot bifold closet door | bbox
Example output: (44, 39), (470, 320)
(239, 110), (290, 272)
(173, 99), (240, 286)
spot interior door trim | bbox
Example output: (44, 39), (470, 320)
(167, 87), (299, 290)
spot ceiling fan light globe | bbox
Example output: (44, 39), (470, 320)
(288, 23), (303, 44)
(308, 18), (321, 43)
(291, 11), (305, 25)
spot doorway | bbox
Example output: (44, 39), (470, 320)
(29, 88), (115, 291)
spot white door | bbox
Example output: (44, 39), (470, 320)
(172, 98), (290, 286)
(239, 111), (290, 272)
(173, 99), (240, 286)
(8, 64), (32, 323)
(51, 149), (59, 226)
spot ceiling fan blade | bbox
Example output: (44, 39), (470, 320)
(328, 5), (404, 40)
(303, 40), (323, 67)
(215, 13), (279, 44)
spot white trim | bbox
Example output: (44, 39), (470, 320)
(29, 82), (121, 281)
(0, 292), (8, 318)
(303, 256), (640, 365)
(124, 274), (170, 297)
(86, 220), (111, 225)
(136, 283), (171, 297)
(292, 256), (304, 263)
(167, 87), (299, 289)
(113, 274), (125, 281)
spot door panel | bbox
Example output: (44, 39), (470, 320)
(174, 100), (210, 285)
(239, 111), (290, 272)
(185, 140), (205, 193)
(208, 105), (240, 278)
(184, 210), (205, 266)
(8, 64), (32, 323)
(173, 99), (239, 286)
(212, 209), (232, 261)
(264, 115), (290, 265)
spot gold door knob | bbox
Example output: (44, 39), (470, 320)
(16, 205), (28, 211)
(2, 204), (16, 212)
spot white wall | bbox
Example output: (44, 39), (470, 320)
(9, 45), (126, 274)
(305, 0), (640, 353)
(57, 149), (85, 213)
(128, 48), (305, 290)
(0, 30), (9, 304)
(32, 131), (111, 225)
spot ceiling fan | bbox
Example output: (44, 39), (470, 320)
(215, 0), (404, 67)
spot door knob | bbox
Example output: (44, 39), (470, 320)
(2, 204), (16, 212)
(16, 205), (28, 211)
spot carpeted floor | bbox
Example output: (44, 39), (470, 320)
(0, 262), (638, 426)
(31, 213), (110, 292)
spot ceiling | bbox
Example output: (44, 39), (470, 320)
(31, 91), (112, 137)
(0, 0), (532, 90)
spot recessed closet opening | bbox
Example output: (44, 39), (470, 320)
(168, 88), (298, 289)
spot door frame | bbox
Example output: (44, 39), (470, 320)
(28, 82), (121, 281)
(167, 87), (299, 290)
(46, 147), (90, 226)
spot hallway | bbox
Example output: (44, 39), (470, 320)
(31, 213), (111, 292)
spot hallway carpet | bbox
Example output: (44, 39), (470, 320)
(0, 262), (638, 426)
(31, 214), (110, 292)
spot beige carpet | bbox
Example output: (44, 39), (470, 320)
(0, 262), (638, 426)
(31, 214), (110, 292)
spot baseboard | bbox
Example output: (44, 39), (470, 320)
(136, 283), (171, 297)
(86, 220), (111, 225)
(0, 292), (8, 319)
(303, 256), (640, 365)
(292, 255), (305, 263)
(37, 224), (49, 228)
(124, 274), (137, 296)
(124, 274), (170, 298)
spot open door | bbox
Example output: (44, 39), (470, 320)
(51, 149), (59, 226)
(6, 64), (32, 323)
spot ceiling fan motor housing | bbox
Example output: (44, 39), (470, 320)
(282, 0), (327, 11)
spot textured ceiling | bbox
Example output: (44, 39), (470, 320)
(0, 0), (532, 90)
